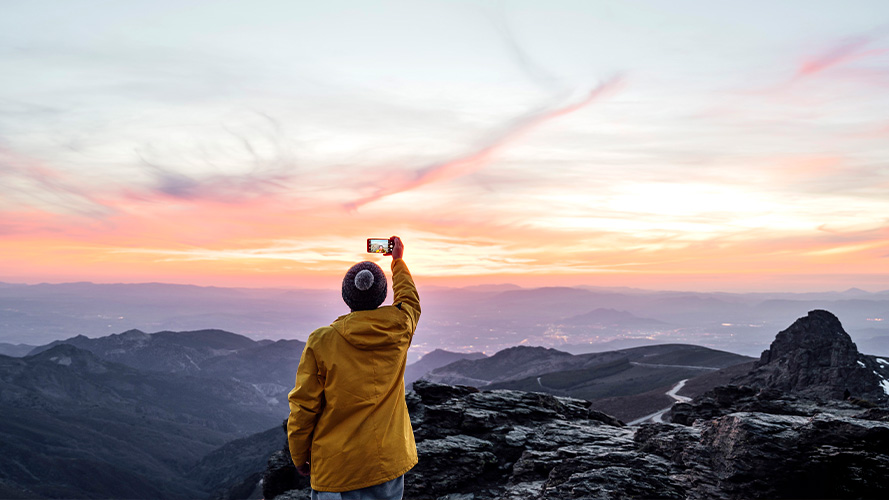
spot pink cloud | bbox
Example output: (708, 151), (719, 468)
(344, 77), (625, 211)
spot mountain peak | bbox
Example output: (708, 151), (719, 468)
(764, 310), (854, 361)
(736, 309), (887, 401)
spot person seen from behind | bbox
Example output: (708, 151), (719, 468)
(287, 236), (420, 500)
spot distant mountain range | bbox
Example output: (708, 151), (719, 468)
(0, 342), (35, 357)
(3, 281), (888, 360)
(560, 308), (669, 328)
(0, 281), (343, 346)
(29, 329), (307, 402)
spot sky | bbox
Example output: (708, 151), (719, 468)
(2, 0), (889, 292)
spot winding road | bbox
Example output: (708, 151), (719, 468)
(628, 378), (692, 426)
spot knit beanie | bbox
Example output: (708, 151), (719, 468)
(342, 261), (388, 312)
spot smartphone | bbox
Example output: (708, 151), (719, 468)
(367, 238), (393, 254)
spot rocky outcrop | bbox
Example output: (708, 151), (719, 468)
(263, 378), (889, 500)
(262, 449), (310, 500)
(736, 310), (888, 401)
(264, 310), (889, 500)
(405, 380), (647, 499)
(671, 310), (889, 426)
(638, 409), (889, 499)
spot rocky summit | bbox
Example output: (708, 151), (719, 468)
(735, 309), (888, 401)
(263, 310), (889, 500)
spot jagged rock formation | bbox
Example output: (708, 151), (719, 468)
(672, 310), (889, 425)
(735, 309), (888, 401)
(262, 377), (889, 499)
(405, 380), (643, 499)
(638, 409), (889, 500)
(262, 449), (310, 500)
(263, 310), (889, 500)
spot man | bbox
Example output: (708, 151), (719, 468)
(287, 236), (420, 500)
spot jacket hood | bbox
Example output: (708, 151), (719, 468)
(331, 307), (411, 350)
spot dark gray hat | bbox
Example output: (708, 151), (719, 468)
(342, 261), (387, 311)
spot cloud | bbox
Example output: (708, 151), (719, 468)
(344, 76), (624, 210)
(134, 153), (294, 203)
(794, 36), (876, 79)
(0, 145), (114, 218)
(787, 30), (889, 87)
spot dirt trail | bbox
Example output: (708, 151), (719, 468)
(628, 378), (691, 426)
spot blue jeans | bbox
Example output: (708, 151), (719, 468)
(311, 475), (404, 500)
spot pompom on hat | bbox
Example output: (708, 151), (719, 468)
(342, 261), (388, 311)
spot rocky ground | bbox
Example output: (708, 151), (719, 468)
(262, 310), (889, 500)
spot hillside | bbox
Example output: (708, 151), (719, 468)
(404, 349), (487, 386)
(0, 345), (284, 499)
(424, 343), (754, 421)
(190, 425), (286, 500)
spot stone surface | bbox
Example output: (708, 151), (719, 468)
(262, 310), (889, 500)
(403, 382), (677, 500)
(735, 310), (888, 402)
(263, 449), (308, 500)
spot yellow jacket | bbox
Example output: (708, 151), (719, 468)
(287, 258), (421, 492)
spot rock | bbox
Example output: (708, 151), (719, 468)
(405, 382), (675, 500)
(413, 379), (480, 405)
(633, 423), (701, 466)
(688, 411), (889, 499)
(271, 489), (311, 500)
(736, 310), (887, 402)
(260, 310), (889, 500)
(406, 435), (498, 494)
(540, 449), (684, 500)
(668, 385), (826, 425)
(262, 450), (308, 500)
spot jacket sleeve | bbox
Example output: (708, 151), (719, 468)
(391, 258), (421, 335)
(287, 341), (325, 466)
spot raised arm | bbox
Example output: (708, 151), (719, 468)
(388, 236), (420, 332)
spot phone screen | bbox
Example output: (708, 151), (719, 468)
(367, 238), (390, 254)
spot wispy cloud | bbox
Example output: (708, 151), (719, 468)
(345, 77), (624, 210)
(0, 145), (114, 217)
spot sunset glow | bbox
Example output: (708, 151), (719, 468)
(2, 1), (888, 292)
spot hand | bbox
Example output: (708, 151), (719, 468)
(296, 462), (310, 477)
(388, 236), (404, 260)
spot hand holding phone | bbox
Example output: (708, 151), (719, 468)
(367, 236), (404, 259)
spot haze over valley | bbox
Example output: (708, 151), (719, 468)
(2, 281), (887, 362)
